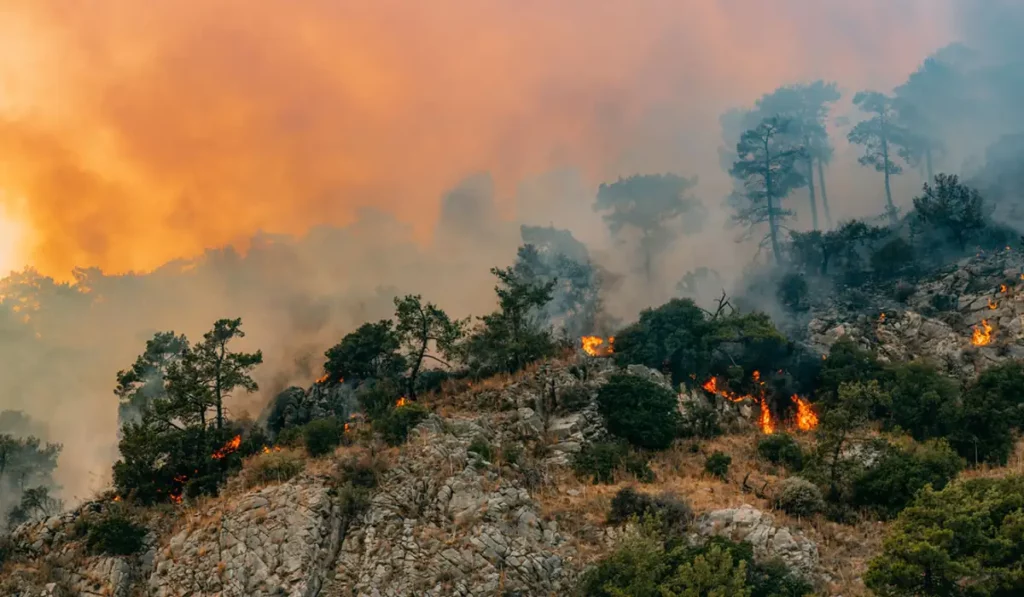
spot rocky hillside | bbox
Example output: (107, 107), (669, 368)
(5, 251), (1022, 597)
(2, 356), (835, 597)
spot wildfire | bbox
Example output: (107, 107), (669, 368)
(702, 376), (750, 403)
(113, 495), (122, 502)
(580, 335), (614, 357)
(344, 423), (351, 433)
(212, 435), (242, 460)
(972, 319), (994, 346)
(792, 395), (819, 431)
(396, 396), (409, 407)
(878, 312), (886, 323)
(315, 373), (330, 384)
(170, 474), (189, 504)
(261, 445), (282, 455)
(758, 397), (775, 435)
(1001, 284), (1008, 294)
(989, 298), (999, 310)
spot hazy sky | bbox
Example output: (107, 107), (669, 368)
(0, 0), (958, 277)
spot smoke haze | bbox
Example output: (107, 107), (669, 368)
(0, 0), (1020, 503)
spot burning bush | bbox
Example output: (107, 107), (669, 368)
(597, 374), (681, 451)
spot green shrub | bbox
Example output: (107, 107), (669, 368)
(573, 441), (654, 485)
(757, 433), (803, 470)
(275, 426), (304, 448)
(303, 417), (345, 457)
(576, 523), (812, 597)
(607, 487), (693, 535)
(774, 477), (823, 517)
(358, 380), (401, 421)
(886, 361), (959, 441)
(85, 515), (147, 556)
(705, 451), (731, 479)
(501, 444), (522, 466)
(866, 476), (1024, 596)
(597, 374), (680, 450)
(816, 338), (884, 404)
(679, 402), (722, 439)
(851, 439), (964, 519)
(558, 385), (592, 412)
(241, 448), (305, 488)
(949, 360), (1024, 465)
(467, 436), (494, 461)
(376, 403), (429, 446)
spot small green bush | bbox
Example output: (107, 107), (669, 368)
(85, 515), (147, 556)
(558, 385), (592, 412)
(376, 402), (429, 446)
(597, 374), (681, 450)
(679, 402), (722, 439)
(607, 487), (693, 536)
(573, 441), (654, 485)
(468, 436), (494, 461)
(757, 433), (804, 470)
(774, 477), (824, 517)
(705, 451), (731, 479)
(241, 448), (305, 488)
(303, 417), (345, 457)
(851, 439), (964, 519)
(337, 453), (387, 490)
(275, 426), (304, 448)
(502, 444), (522, 466)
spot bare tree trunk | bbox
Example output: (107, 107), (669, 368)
(881, 131), (897, 225)
(805, 152), (819, 231)
(817, 158), (833, 228)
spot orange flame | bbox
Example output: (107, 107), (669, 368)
(1001, 284), (1008, 294)
(315, 373), (330, 384)
(792, 395), (818, 431)
(211, 435), (242, 460)
(972, 320), (993, 346)
(261, 445), (282, 455)
(758, 397), (775, 435)
(702, 376), (750, 403)
(581, 335), (614, 356)
(113, 495), (122, 502)
(344, 423), (351, 433)
(988, 298), (999, 310)
(396, 396), (409, 407)
(878, 312), (886, 323)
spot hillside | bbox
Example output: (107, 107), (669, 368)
(6, 247), (1024, 596)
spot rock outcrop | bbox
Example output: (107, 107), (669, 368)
(150, 475), (342, 597)
(696, 505), (819, 578)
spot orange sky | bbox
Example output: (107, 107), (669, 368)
(0, 0), (955, 277)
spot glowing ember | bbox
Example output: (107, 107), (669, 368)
(1001, 284), (1008, 294)
(580, 336), (614, 357)
(212, 435), (242, 460)
(113, 495), (122, 502)
(315, 373), (330, 384)
(344, 423), (351, 433)
(972, 319), (994, 346)
(792, 395), (819, 431)
(396, 397), (409, 407)
(878, 312), (886, 323)
(989, 298), (999, 310)
(758, 397), (775, 435)
(261, 445), (282, 455)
